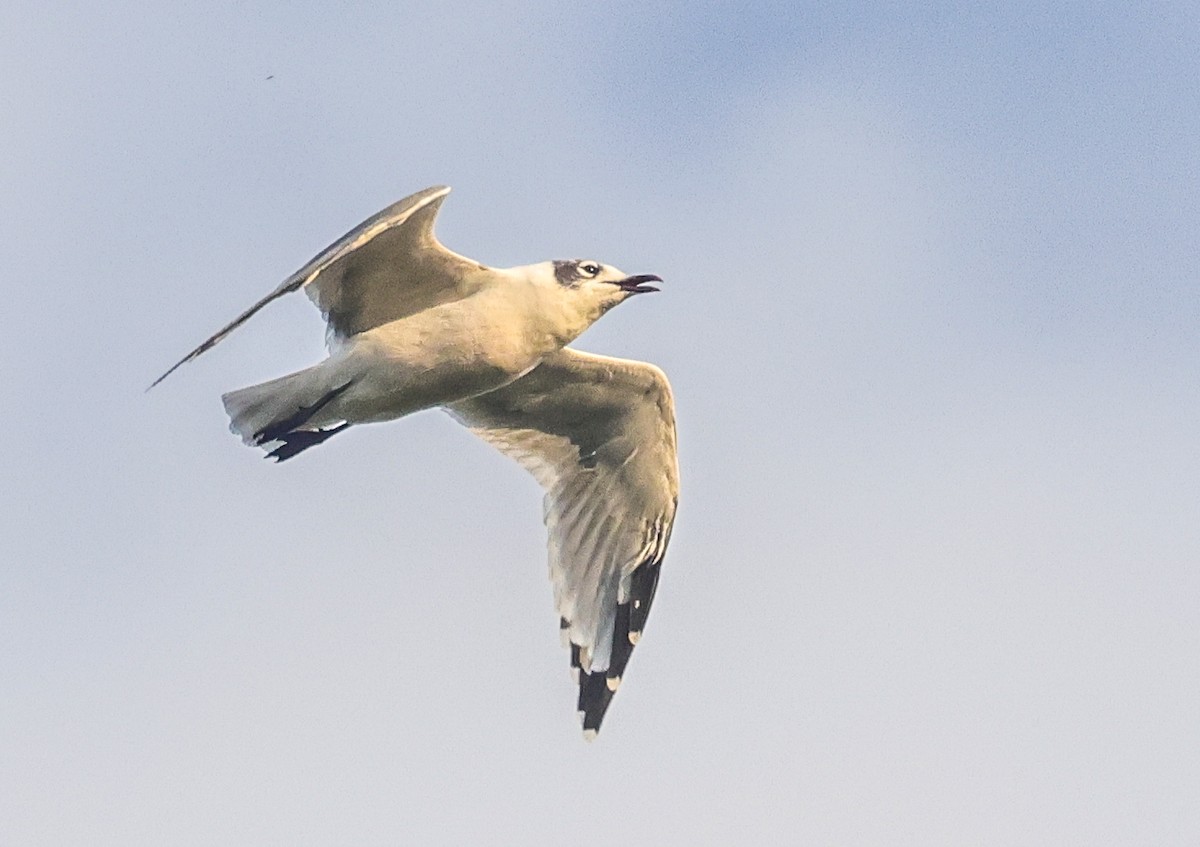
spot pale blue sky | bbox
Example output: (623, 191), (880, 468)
(3, 3), (1199, 845)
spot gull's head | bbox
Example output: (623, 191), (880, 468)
(542, 258), (661, 312)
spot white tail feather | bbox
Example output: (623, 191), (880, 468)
(221, 366), (334, 444)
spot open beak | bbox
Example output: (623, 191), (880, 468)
(615, 273), (662, 294)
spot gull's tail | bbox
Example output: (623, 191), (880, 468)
(222, 367), (354, 462)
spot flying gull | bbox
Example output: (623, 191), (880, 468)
(153, 185), (680, 738)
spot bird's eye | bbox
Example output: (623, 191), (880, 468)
(579, 262), (601, 277)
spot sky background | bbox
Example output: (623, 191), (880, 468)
(3, 2), (1199, 844)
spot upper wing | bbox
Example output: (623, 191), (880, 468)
(447, 348), (679, 737)
(151, 185), (483, 387)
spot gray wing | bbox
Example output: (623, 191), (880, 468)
(447, 348), (679, 737)
(152, 185), (483, 387)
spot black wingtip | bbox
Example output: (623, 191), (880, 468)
(568, 557), (664, 738)
(146, 358), (186, 392)
(628, 560), (662, 640)
(578, 673), (613, 734)
(148, 331), (233, 392)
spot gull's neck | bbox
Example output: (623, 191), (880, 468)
(497, 263), (608, 351)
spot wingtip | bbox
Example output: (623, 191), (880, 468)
(146, 360), (183, 392)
